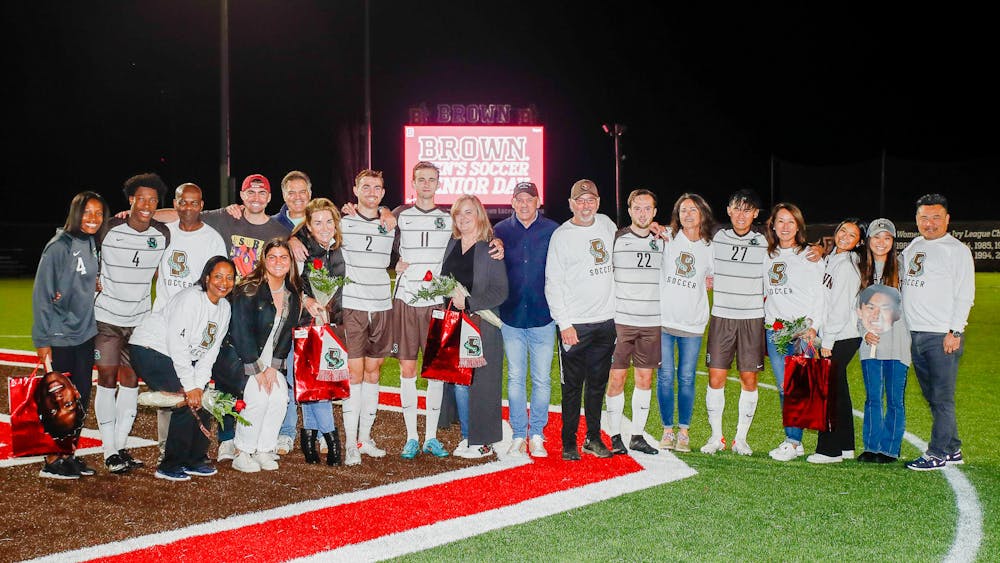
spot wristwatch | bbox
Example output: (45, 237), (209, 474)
(949, 330), (963, 338)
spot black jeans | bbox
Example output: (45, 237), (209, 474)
(558, 319), (617, 449)
(131, 345), (212, 472)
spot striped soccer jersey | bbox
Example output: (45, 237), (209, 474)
(95, 218), (170, 327)
(341, 212), (395, 312)
(393, 205), (453, 307)
(710, 228), (767, 320)
(613, 227), (663, 327)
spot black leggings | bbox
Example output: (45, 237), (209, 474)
(51, 338), (96, 415)
(815, 337), (861, 456)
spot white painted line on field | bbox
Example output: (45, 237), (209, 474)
(295, 414), (694, 562)
(725, 371), (981, 562)
(0, 413), (157, 467)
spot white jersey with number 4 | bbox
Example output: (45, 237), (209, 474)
(613, 228), (662, 327)
(95, 217), (170, 327)
(394, 205), (452, 307)
(341, 213), (395, 312)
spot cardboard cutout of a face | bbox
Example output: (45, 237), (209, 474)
(857, 286), (902, 336)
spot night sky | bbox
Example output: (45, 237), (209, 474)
(6, 3), (998, 227)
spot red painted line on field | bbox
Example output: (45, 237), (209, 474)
(378, 390), (425, 410)
(87, 416), (639, 563)
(0, 350), (40, 365)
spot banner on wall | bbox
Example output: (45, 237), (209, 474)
(809, 221), (1000, 272)
(403, 125), (544, 206)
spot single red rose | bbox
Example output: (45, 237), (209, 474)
(312, 258), (323, 270)
(423, 270), (433, 282)
(234, 399), (246, 412)
(772, 321), (784, 330)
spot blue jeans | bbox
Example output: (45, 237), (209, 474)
(501, 321), (555, 439)
(279, 351), (335, 434)
(279, 353), (299, 438)
(911, 331), (963, 458)
(861, 359), (908, 457)
(765, 328), (803, 444)
(657, 331), (702, 428)
(455, 384), (470, 439)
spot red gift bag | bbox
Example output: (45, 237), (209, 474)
(292, 322), (351, 402)
(7, 367), (82, 456)
(420, 307), (479, 385)
(782, 353), (836, 432)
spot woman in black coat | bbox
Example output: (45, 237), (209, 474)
(215, 238), (304, 473)
(431, 195), (508, 459)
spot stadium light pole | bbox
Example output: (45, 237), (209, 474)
(219, 0), (232, 206)
(602, 123), (626, 225)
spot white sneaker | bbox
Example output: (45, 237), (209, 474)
(769, 441), (802, 462)
(807, 453), (843, 464)
(529, 435), (548, 457)
(507, 437), (527, 457)
(358, 439), (386, 457)
(731, 439), (753, 456)
(453, 439), (470, 457)
(275, 435), (294, 455)
(700, 435), (726, 454)
(344, 446), (362, 466)
(232, 451), (260, 473)
(318, 438), (328, 454)
(253, 451), (279, 470)
(841, 449), (855, 460)
(217, 440), (236, 462)
(459, 444), (495, 459)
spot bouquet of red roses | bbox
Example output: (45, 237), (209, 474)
(305, 258), (352, 309)
(766, 316), (812, 350)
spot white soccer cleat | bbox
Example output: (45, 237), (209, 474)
(344, 446), (362, 466)
(731, 439), (753, 456)
(700, 435), (726, 454)
(358, 439), (386, 458)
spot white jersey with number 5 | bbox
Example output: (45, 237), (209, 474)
(393, 205), (452, 307)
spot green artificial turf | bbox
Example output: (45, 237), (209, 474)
(5, 274), (998, 561)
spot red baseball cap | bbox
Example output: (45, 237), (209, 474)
(241, 174), (270, 192)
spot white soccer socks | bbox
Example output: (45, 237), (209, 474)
(705, 386), (725, 441)
(114, 385), (139, 452)
(734, 389), (759, 444)
(424, 379), (444, 442)
(631, 388), (652, 437)
(359, 382), (380, 444)
(95, 385), (118, 458)
(606, 392), (625, 436)
(343, 383), (362, 448)
(400, 377), (419, 442)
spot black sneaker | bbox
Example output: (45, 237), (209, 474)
(629, 435), (659, 455)
(119, 449), (144, 469)
(582, 438), (613, 458)
(562, 447), (581, 461)
(945, 450), (965, 466)
(105, 453), (130, 474)
(905, 455), (945, 471)
(875, 453), (898, 464)
(70, 456), (96, 476)
(40, 458), (81, 480)
(610, 435), (628, 455)
(857, 451), (878, 463)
